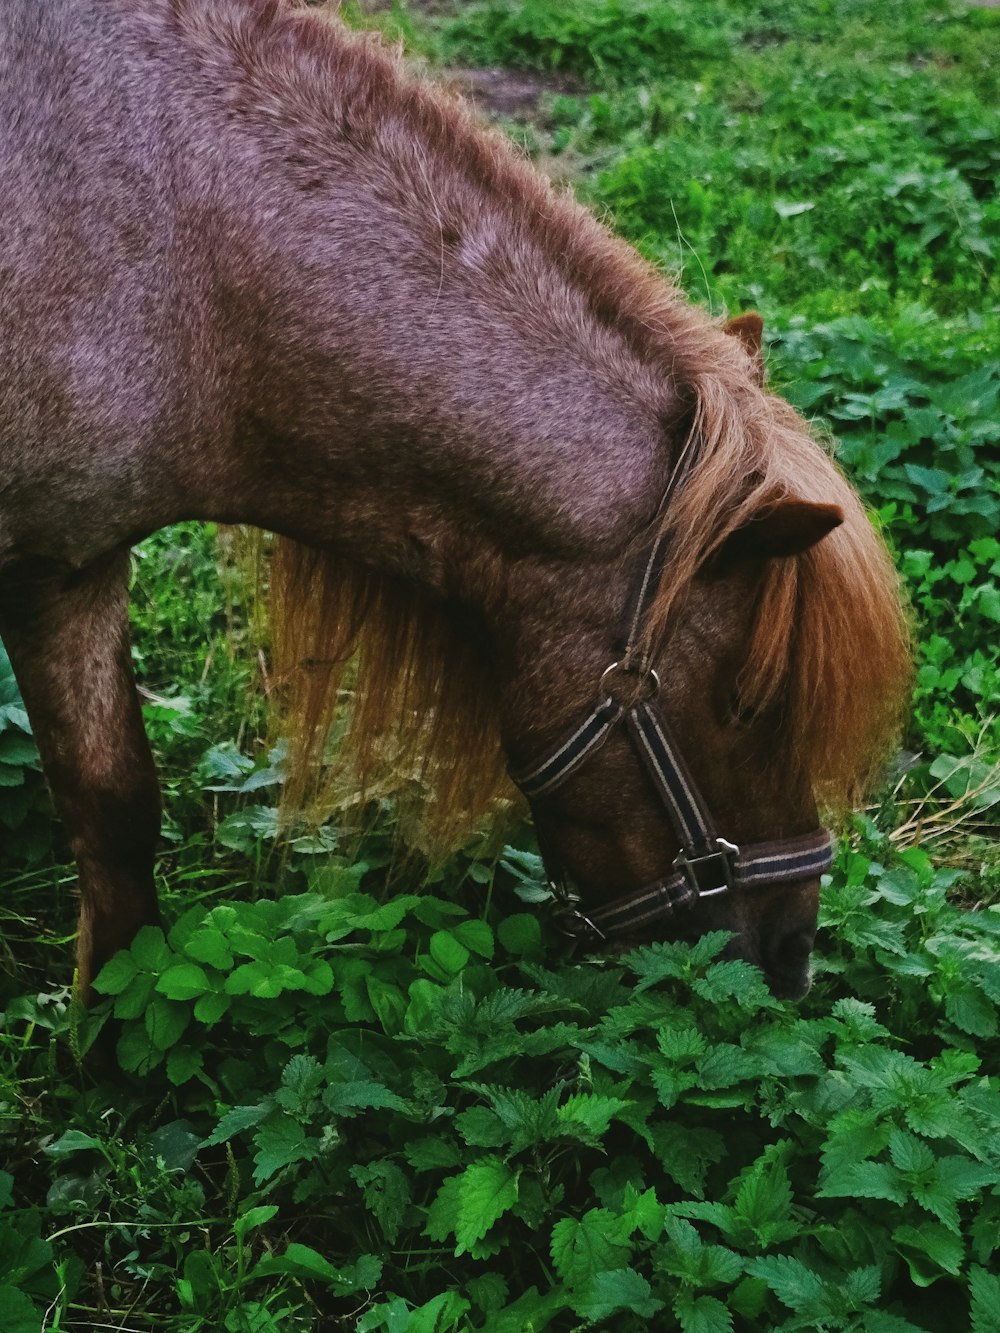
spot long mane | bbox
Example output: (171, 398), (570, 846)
(208, 0), (911, 847)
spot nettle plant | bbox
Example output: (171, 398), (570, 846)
(0, 641), (51, 867)
(21, 836), (990, 1331)
(769, 316), (1000, 756)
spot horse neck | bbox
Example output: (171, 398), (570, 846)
(124, 2), (684, 645)
(215, 154), (674, 621)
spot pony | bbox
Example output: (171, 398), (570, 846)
(0, 0), (911, 1003)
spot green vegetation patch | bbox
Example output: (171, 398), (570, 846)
(2, 0), (998, 1329)
(4, 837), (1000, 1330)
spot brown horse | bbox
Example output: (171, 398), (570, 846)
(0, 0), (910, 1003)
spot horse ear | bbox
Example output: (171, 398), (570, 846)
(724, 311), (765, 384)
(720, 498), (844, 561)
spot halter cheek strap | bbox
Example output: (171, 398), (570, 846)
(509, 526), (834, 941)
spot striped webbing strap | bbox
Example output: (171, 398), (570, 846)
(508, 528), (834, 941)
(582, 829), (833, 940)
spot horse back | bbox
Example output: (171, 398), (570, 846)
(0, 0), (237, 571)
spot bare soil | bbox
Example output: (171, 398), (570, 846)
(353, 1), (585, 119)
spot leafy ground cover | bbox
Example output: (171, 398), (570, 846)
(2, 1), (999, 1329)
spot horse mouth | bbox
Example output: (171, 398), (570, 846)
(764, 964), (813, 1002)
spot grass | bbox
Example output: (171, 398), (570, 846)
(1, 2), (998, 1330)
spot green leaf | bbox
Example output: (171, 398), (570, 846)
(322, 1079), (406, 1117)
(424, 1175), (462, 1244)
(200, 742), (254, 783)
(92, 952), (139, 996)
(893, 1221), (964, 1285)
(741, 1027), (825, 1078)
(945, 986), (997, 1039)
(251, 1243), (381, 1292)
(864, 1314), (935, 1333)
(889, 1131), (935, 1175)
(453, 919), (494, 959)
(497, 914), (542, 957)
(185, 928), (234, 970)
(223, 1302), (281, 1333)
(557, 1093), (630, 1138)
(729, 1276), (769, 1322)
(0, 1285), (44, 1333)
(366, 976), (407, 1034)
(970, 1196), (1000, 1267)
(44, 1129), (102, 1157)
(550, 1210), (631, 1290)
(226, 961), (282, 998)
(660, 1216), (744, 1287)
(620, 1186), (664, 1242)
(626, 934), (731, 990)
(428, 930), (470, 974)
(652, 1123), (726, 1196)
(405, 1292), (473, 1333)
(842, 1265), (882, 1308)
(453, 1158), (519, 1256)
(204, 1104), (269, 1146)
(346, 897), (417, 932)
(747, 1254), (829, 1316)
(674, 1291), (734, 1333)
(277, 1053), (322, 1105)
(695, 1044), (759, 1089)
(817, 1160), (907, 1206)
(112, 972), (157, 1020)
(156, 963), (211, 1001)
(692, 960), (775, 1008)
(302, 957), (333, 995)
(166, 1045), (204, 1085)
(915, 1157), (1000, 1233)
(733, 1149), (796, 1246)
(131, 926), (171, 972)
(349, 1161), (411, 1245)
(141, 1121), (200, 1172)
(411, 896), (468, 927)
(404, 1138), (462, 1172)
(970, 1266), (1000, 1333)
(145, 997), (190, 1050)
(575, 1268), (664, 1321)
(194, 991), (230, 1025)
(234, 1205), (279, 1243)
(656, 1025), (706, 1062)
(455, 1107), (508, 1148)
(251, 1116), (319, 1185)
(0, 733), (37, 764)
(116, 1020), (158, 1074)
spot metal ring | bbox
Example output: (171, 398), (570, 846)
(598, 659), (660, 706)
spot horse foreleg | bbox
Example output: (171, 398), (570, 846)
(0, 550), (161, 1000)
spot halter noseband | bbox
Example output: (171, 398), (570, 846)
(509, 523), (833, 943)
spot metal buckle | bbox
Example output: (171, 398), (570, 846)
(549, 884), (607, 942)
(598, 658), (660, 707)
(673, 838), (740, 897)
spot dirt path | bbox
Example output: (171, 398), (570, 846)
(440, 65), (582, 119)
(354, 0), (584, 119)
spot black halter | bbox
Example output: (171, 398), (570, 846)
(509, 524), (833, 942)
